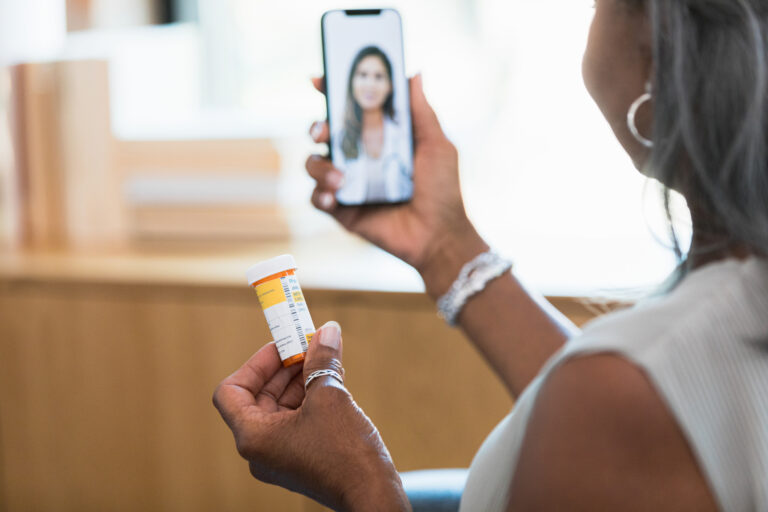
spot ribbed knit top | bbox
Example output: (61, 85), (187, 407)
(461, 256), (768, 512)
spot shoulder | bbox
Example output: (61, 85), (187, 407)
(506, 354), (718, 511)
(580, 259), (763, 348)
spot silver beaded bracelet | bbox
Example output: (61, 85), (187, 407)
(436, 251), (513, 326)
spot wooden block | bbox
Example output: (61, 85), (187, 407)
(130, 204), (290, 241)
(9, 60), (127, 249)
(0, 67), (18, 247)
(117, 139), (281, 175)
(55, 60), (127, 248)
(66, 0), (93, 32)
(9, 63), (67, 248)
(118, 138), (286, 244)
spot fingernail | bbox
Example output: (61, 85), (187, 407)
(319, 192), (334, 210)
(327, 172), (345, 189)
(311, 122), (323, 140)
(320, 321), (341, 349)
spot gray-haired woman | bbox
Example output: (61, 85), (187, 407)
(214, 1), (768, 510)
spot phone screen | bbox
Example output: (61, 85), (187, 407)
(321, 9), (414, 206)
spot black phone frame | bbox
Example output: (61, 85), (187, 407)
(320, 8), (414, 207)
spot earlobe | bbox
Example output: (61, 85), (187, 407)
(627, 81), (654, 148)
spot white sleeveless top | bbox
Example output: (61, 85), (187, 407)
(460, 256), (768, 512)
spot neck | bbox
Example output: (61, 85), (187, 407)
(362, 109), (384, 129)
(687, 222), (752, 271)
(669, 173), (756, 271)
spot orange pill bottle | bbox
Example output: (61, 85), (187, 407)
(247, 255), (316, 367)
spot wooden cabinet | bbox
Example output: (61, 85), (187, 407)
(0, 251), (606, 511)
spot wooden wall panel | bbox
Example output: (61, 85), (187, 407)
(0, 281), (309, 511)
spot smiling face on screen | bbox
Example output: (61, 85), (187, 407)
(352, 55), (393, 112)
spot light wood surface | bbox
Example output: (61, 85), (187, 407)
(57, 60), (124, 248)
(0, 248), (624, 511)
(116, 139), (281, 175)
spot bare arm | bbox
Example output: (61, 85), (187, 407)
(506, 354), (718, 511)
(418, 224), (580, 397)
(307, 75), (577, 398)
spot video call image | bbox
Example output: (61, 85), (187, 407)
(324, 11), (414, 204)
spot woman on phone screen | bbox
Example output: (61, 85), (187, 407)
(335, 45), (413, 204)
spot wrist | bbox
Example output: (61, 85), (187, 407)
(417, 221), (489, 301)
(341, 463), (410, 512)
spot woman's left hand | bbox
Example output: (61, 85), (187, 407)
(213, 322), (411, 512)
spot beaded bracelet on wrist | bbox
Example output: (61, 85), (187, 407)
(436, 251), (513, 326)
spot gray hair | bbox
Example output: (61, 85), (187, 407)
(636, 0), (768, 291)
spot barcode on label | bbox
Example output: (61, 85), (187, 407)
(282, 277), (309, 351)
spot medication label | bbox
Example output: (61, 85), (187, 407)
(255, 275), (315, 360)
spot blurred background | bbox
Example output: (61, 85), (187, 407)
(0, 1), (692, 511)
(0, 0), (692, 293)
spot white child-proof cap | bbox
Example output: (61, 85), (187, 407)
(246, 254), (298, 285)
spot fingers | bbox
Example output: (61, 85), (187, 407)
(306, 155), (343, 187)
(277, 371), (306, 410)
(410, 73), (444, 143)
(213, 342), (283, 423)
(309, 121), (330, 144)
(212, 384), (256, 430)
(311, 76), (326, 94)
(303, 322), (345, 391)
(255, 362), (304, 410)
(311, 188), (338, 212)
(237, 342), (285, 396)
(306, 155), (344, 212)
(307, 76), (342, 214)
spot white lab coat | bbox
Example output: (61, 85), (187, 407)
(334, 117), (413, 204)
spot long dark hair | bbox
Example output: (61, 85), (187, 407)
(341, 46), (396, 160)
(628, 0), (768, 291)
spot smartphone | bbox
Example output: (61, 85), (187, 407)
(321, 9), (414, 206)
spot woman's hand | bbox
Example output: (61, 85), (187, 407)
(212, 322), (410, 512)
(307, 75), (486, 293)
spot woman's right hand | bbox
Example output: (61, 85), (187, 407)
(213, 322), (410, 512)
(307, 74), (485, 291)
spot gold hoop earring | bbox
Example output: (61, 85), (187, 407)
(627, 81), (653, 148)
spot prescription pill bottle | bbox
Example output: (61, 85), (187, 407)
(247, 254), (316, 367)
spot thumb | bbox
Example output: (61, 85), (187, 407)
(303, 321), (345, 388)
(410, 73), (444, 143)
